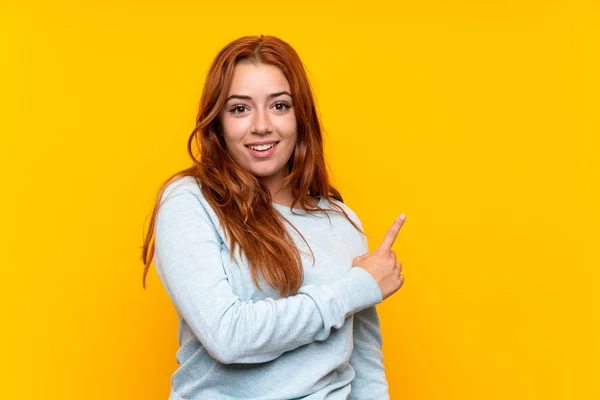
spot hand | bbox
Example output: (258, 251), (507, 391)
(352, 214), (406, 300)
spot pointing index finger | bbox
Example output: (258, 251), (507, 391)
(377, 214), (406, 252)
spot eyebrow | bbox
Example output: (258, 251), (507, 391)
(225, 91), (292, 102)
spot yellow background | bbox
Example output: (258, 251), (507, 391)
(2, 1), (598, 399)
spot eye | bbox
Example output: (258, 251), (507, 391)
(273, 101), (291, 112)
(229, 104), (248, 114)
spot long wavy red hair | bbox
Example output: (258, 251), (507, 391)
(141, 35), (364, 296)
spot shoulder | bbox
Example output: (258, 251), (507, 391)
(157, 175), (217, 220)
(160, 175), (204, 203)
(325, 197), (364, 229)
(324, 197), (369, 253)
(155, 176), (223, 236)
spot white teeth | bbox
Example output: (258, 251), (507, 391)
(248, 142), (276, 151)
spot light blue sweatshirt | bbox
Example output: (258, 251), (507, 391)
(154, 176), (389, 400)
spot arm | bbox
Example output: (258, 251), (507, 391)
(153, 184), (382, 365)
(348, 217), (390, 399)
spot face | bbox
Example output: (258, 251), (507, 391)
(219, 62), (298, 184)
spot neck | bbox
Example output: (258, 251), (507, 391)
(259, 172), (294, 206)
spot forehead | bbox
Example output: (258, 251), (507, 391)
(227, 63), (290, 95)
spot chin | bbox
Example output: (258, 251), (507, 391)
(250, 169), (279, 178)
(248, 165), (287, 179)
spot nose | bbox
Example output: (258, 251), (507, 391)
(250, 107), (273, 135)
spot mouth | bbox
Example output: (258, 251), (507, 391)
(245, 141), (280, 158)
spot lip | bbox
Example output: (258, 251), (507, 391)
(246, 141), (278, 158)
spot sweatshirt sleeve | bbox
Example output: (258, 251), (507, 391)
(153, 183), (383, 365)
(348, 216), (390, 399)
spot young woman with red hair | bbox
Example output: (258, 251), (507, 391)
(141, 35), (406, 400)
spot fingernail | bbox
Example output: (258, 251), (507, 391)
(398, 214), (406, 221)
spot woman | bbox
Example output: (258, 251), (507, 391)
(141, 35), (406, 400)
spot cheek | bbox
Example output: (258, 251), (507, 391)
(221, 118), (248, 144)
(275, 115), (298, 139)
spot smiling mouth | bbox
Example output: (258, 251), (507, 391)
(245, 141), (280, 151)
